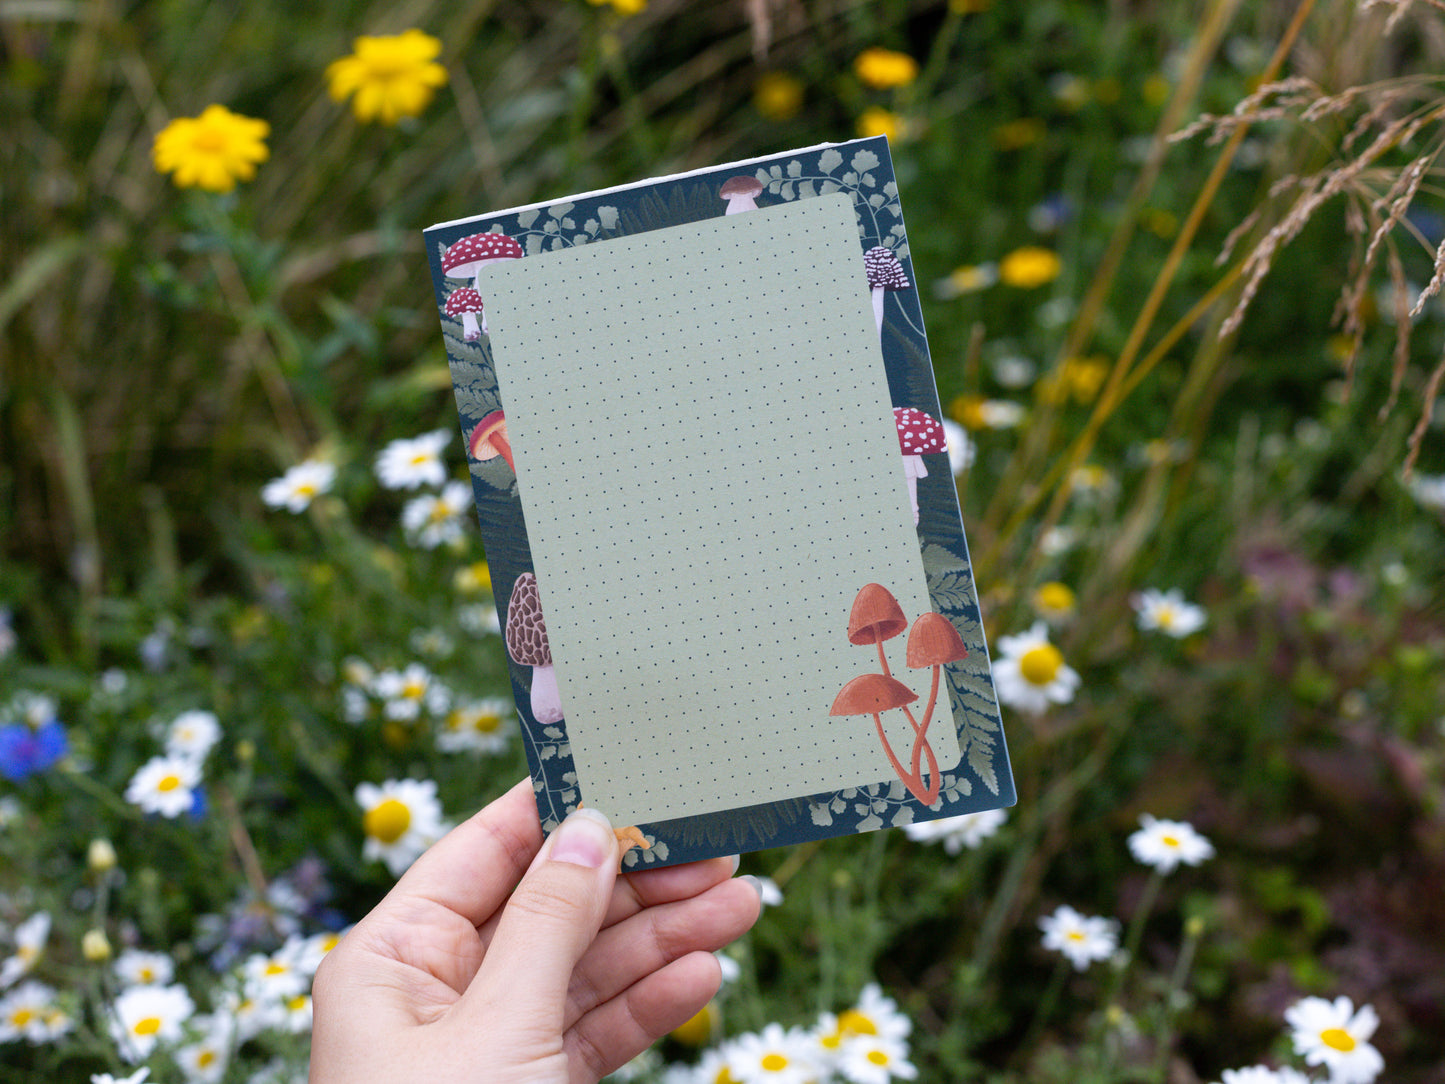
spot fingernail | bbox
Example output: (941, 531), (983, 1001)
(728, 854), (741, 875)
(741, 874), (764, 900)
(550, 808), (614, 869)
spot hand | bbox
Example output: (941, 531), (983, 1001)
(309, 778), (761, 1084)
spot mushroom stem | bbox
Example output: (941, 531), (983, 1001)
(529, 663), (564, 725)
(491, 430), (515, 473)
(870, 713), (917, 796)
(871, 284), (886, 335)
(462, 312), (480, 341)
(875, 640), (891, 679)
(900, 704), (941, 804)
(901, 455), (927, 524)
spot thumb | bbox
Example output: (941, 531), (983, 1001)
(461, 807), (619, 1037)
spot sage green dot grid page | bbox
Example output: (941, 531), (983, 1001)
(480, 193), (961, 826)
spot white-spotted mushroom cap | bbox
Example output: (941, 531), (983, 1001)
(505, 572), (551, 668)
(444, 287), (485, 339)
(893, 406), (946, 456)
(441, 232), (524, 280)
(864, 246), (911, 291)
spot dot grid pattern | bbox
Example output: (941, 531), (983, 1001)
(480, 193), (961, 825)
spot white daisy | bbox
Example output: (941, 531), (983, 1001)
(992, 622), (1081, 715)
(0, 795), (21, 828)
(110, 982), (194, 1062)
(1133, 588), (1207, 638)
(1031, 581), (1077, 624)
(260, 459), (335, 513)
(356, 778), (446, 876)
(240, 944), (309, 1002)
(815, 984), (912, 1056)
(753, 876), (784, 908)
(436, 698), (513, 754)
(1127, 814), (1214, 873)
(217, 988), (285, 1043)
(375, 430), (450, 490)
(114, 949), (175, 988)
(728, 1022), (823, 1084)
(1039, 904), (1119, 971)
(91, 1070), (151, 1084)
(164, 710), (221, 764)
(280, 992), (312, 1034)
(458, 603), (502, 636)
(293, 929), (346, 976)
(0, 980), (67, 1043)
(174, 1015), (231, 1084)
(836, 1032), (918, 1084)
(372, 663), (450, 722)
(0, 911), (50, 987)
(902, 808), (1007, 853)
(1284, 995), (1385, 1084)
(1218, 1068), (1313, 1084)
(124, 755), (201, 818)
(941, 419), (976, 475)
(400, 479), (473, 549)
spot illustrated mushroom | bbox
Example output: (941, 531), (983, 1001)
(893, 407), (947, 524)
(829, 672), (920, 797)
(719, 175), (764, 214)
(444, 287), (485, 341)
(441, 232), (524, 333)
(468, 409), (514, 473)
(504, 572), (564, 725)
(903, 611), (969, 783)
(847, 582), (908, 678)
(863, 245), (911, 337)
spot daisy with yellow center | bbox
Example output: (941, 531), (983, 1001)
(0, 980), (66, 1043)
(854, 47), (920, 90)
(375, 430), (450, 490)
(372, 662), (450, 722)
(356, 778), (446, 876)
(1127, 814), (1214, 874)
(1133, 588), (1207, 639)
(260, 459), (336, 513)
(934, 263), (999, 298)
(437, 697), (513, 754)
(1284, 995), (1384, 1084)
(241, 945), (308, 1001)
(175, 1015), (231, 1084)
(1032, 581), (1077, 623)
(0, 912), (49, 987)
(1038, 904), (1118, 971)
(902, 807), (1007, 853)
(728, 1022), (820, 1083)
(992, 622), (1080, 715)
(152, 105), (269, 193)
(837, 1033), (918, 1084)
(453, 560), (493, 595)
(110, 983), (194, 1062)
(401, 480), (473, 549)
(325, 30), (448, 125)
(114, 948), (174, 989)
(123, 754), (201, 818)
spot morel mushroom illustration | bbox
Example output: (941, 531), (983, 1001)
(468, 409), (515, 473)
(505, 572), (564, 725)
(864, 245), (910, 338)
(441, 232), (523, 333)
(719, 175), (764, 214)
(893, 406), (946, 524)
(444, 287), (485, 341)
(833, 583), (958, 805)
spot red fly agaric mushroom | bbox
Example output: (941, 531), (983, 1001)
(893, 406), (946, 524)
(504, 572), (563, 725)
(441, 232), (523, 333)
(719, 175), (764, 214)
(469, 410), (514, 473)
(863, 245), (911, 337)
(444, 287), (485, 341)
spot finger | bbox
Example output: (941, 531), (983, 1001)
(602, 854), (739, 928)
(564, 877), (760, 1030)
(459, 806), (620, 1038)
(565, 951), (723, 1084)
(375, 777), (542, 929)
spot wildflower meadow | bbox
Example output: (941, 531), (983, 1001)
(3, 1), (1444, 1081)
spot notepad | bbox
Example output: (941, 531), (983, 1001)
(425, 137), (1014, 867)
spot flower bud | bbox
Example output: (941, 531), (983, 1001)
(81, 928), (112, 961)
(88, 838), (118, 873)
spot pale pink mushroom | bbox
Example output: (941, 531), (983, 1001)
(719, 175), (764, 214)
(893, 406), (945, 524)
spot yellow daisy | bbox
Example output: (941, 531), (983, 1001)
(152, 105), (269, 193)
(326, 30), (448, 125)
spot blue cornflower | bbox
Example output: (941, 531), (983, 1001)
(0, 720), (68, 781)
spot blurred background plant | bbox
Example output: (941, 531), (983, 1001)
(2, 0), (1444, 1081)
